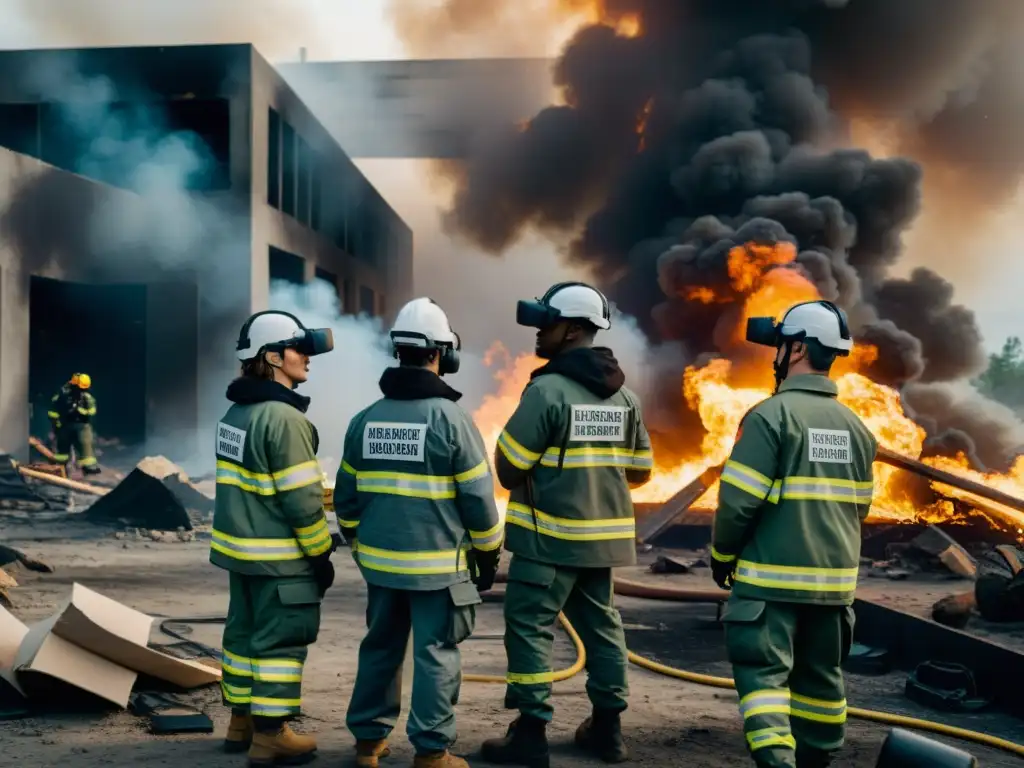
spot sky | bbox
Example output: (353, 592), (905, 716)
(0, 0), (1017, 355)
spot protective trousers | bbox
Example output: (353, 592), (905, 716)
(723, 597), (855, 768)
(503, 555), (629, 721)
(54, 423), (97, 468)
(220, 572), (322, 721)
(346, 581), (479, 755)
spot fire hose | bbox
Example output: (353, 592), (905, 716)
(161, 574), (1024, 760)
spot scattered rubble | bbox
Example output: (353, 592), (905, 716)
(0, 455), (51, 512)
(649, 554), (706, 575)
(931, 592), (976, 629)
(84, 456), (213, 532)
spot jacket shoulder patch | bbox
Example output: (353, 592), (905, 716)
(216, 422), (246, 460)
(363, 421), (427, 461)
(808, 428), (851, 463)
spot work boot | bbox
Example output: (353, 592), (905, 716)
(224, 711), (254, 753)
(248, 722), (318, 766)
(796, 747), (833, 768)
(480, 714), (550, 768)
(411, 751), (469, 767)
(575, 709), (628, 763)
(355, 738), (391, 768)
(82, 464), (102, 475)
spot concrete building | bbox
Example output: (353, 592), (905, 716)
(0, 44), (412, 458)
(279, 58), (553, 158)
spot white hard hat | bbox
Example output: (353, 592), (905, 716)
(236, 310), (334, 361)
(390, 298), (460, 349)
(778, 301), (853, 354)
(517, 282), (611, 331)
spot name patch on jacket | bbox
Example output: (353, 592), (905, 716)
(363, 422), (426, 461)
(216, 422), (246, 461)
(808, 428), (851, 463)
(569, 405), (628, 442)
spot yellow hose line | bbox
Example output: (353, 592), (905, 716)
(467, 603), (1024, 759)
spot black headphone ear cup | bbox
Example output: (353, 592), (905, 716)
(440, 347), (460, 375)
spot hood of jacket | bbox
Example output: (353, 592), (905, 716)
(379, 366), (462, 402)
(225, 376), (311, 413)
(531, 346), (625, 399)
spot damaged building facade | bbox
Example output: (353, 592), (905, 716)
(0, 43), (413, 460)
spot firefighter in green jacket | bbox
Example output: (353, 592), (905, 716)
(711, 300), (878, 768)
(210, 310), (336, 767)
(481, 282), (654, 767)
(338, 298), (502, 768)
(48, 373), (100, 474)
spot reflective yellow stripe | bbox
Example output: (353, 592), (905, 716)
(338, 516), (360, 529)
(252, 657), (303, 683)
(739, 689), (791, 719)
(53, 453), (69, 462)
(469, 520), (504, 552)
(273, 460), (323, 492)
(250, 696), (301, 716)
(222, 649), (253, 677)
(746, 727), (796, 752)
(294, 517), (332, 557)
(79, 456), (98, 466)
(507, 670), (556, 685)
(77, 407), (96, 416)
(497, 430), (540, 470)
(539, 446), (636, 469)
(455, 460), (489, 484)
(711, 546), (736, 563)
(506, 502), (634, 541)
(721, 460), (774, 500)
(631, 449), (654, 469)
(356, 470), (456, 499)
(341, 460), (357, 475)
(46, 410), (60, 418)
(790, 692), (847, 724)
(778, 476), (873, 504)
(356, 542), (469, 576)
(221, 680), (251, 704)
(734, 560), (858, 594)
(210, 529), (304, 561)
(216, 460), (275, 495)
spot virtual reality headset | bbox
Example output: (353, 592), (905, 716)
(276, 327), (334, 356)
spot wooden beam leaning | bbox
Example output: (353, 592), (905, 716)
(875, 446), (1024, 515)
(635, 463), (724, 545)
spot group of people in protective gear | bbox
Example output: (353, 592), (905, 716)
(209, 274), (876, 768)
(47, 372), (101, 475)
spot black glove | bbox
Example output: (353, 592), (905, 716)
(470, 548), (500, 592)
(711, 556), (736, 590)
(309, 552), (335, 597)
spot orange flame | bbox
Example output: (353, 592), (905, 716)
(469, 241), (1024, 534)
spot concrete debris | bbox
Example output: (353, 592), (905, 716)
(84, 456), (213, 532)
(931, 592), (976, 629)
(113, 527), (196, 543)
(649, 555), (698, 574)
(910, 526), (977, 579)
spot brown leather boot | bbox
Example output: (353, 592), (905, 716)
(575, 709), (628, 763)
(248, 722), (318, 766)
(224, 712), (254, 753)
(355, 738), (391, 768)
(411, 751), (469, 768)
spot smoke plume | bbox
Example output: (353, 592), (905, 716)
(418, 0), (1024, 469)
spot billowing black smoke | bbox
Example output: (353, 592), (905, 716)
(436, 0), (1024, 469)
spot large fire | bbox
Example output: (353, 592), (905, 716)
(471, 242), (1024, 532)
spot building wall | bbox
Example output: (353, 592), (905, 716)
(0, 148), (199, 459)
(250, 50), (412, 321)
(279, 58), (553, 159)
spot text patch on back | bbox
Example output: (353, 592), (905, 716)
(808, 428), (851, 464)
(216, 422), (247, 461)
(363, 422), (427, 461)
(569, 405), (628, 442)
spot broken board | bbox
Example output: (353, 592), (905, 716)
(0, 454), (50, 511)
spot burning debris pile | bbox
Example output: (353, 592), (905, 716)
(416, 0), (1024, 532)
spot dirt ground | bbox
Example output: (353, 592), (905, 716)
(2, 526), (1022, 767)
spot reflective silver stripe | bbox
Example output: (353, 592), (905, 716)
(791, 694), (847, 723)
(210, 531), (304, 561)
(721, 460), (773, 500)
(250, 701), (300, 716)
(735, 561), (858, 592)
(739, 691), (791, 719)
(222, 651), (252, 677)
(539, 449), (636, 469)
(497, 431), (539, 469)
(470, 522), (504, 551)
(274, 461), (323, 491)
(780, 479), (872, 503)
(631, 450), (654, 469)
(356, 544), (469, 575)
(252, 661), (303, 682)
(356, 473), (456, 499)
(506, 504), (634, 541)
(215, 462), (275, 494)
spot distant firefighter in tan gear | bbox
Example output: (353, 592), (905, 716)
(712, 300), (877, 768)
(210, 309), (336, 767)
(47, 373), (100, 475)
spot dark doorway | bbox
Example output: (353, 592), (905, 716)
(269, 246), (306, 285)
(29, 277), (147, 447)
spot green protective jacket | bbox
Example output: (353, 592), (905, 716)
(495, 347), (653, 569)
(712, 374), (878, 606)
(48, 385), (97, 428)
(210, 377), (332, 577)
(334, 366), (502, 591)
